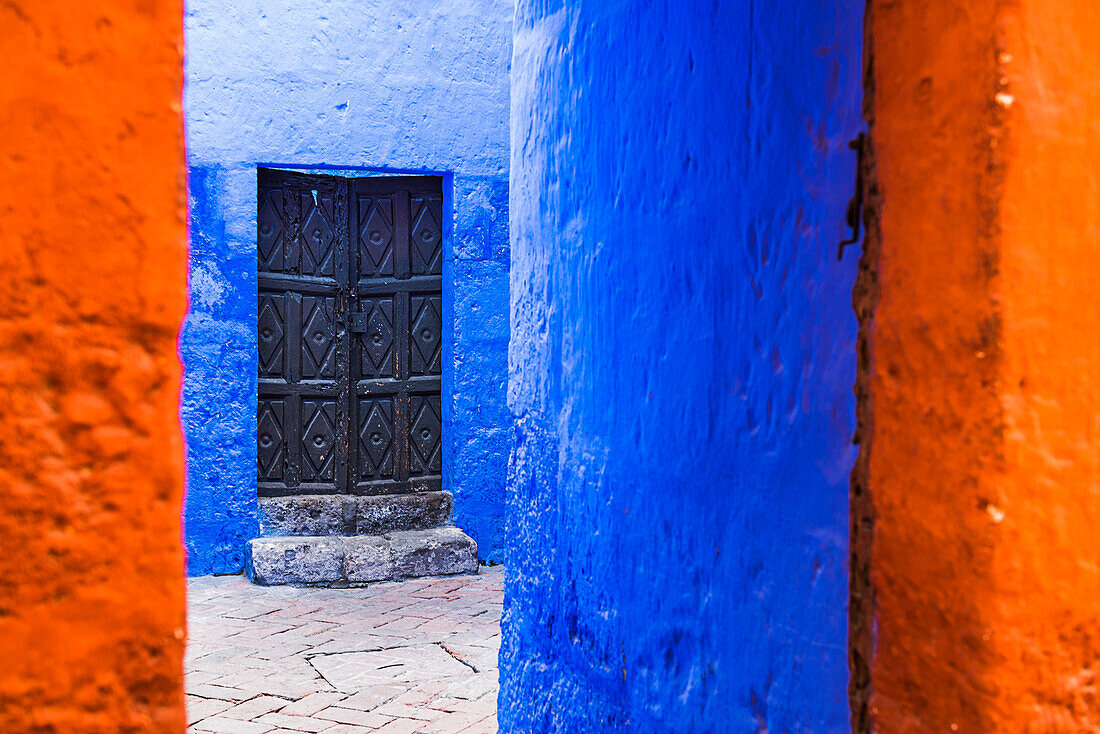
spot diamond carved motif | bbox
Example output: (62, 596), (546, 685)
(258, 194), (283, 270)
(361, 204), (393, 270)
(360, 403), (393, 472)
(257, 402), (284, 479)
(411, 200), (442, 274)
(362, 301), (394, 373)
(411, 400), (441, 469)
(301, 205), (334, 276)
(258, 301), (284, 371)
(301, 299), (334, 376)
(411, 297), (442, 373)
(303, 404), (335, 474)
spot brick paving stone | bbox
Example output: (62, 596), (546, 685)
(314, 706), (391, 727)
(421, 711), (496, 734)
(189, 683), (260, 702)
(373, 719), (423, 734)
(221, 696), (292, 721)
(456, 717), (497, 734)
(187, 696), (234, 724)
(276, 692), (348, 717)
(253, 712), (335, 732)
(370, 701), (445, 722)
(191, 716), (275, 733)
(187, 568), (502, 734)
(337, 685), (408, 711)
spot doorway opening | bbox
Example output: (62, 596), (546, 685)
(250, 168), (476, 586)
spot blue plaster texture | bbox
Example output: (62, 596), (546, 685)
(501, 1), (863, 730)
(182, 0), (513, 575)
(182, 165), (259, 575)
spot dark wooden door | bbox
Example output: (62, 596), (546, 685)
(257, 169), (443, 497)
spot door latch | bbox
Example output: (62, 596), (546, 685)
(350, 313), (370, 333)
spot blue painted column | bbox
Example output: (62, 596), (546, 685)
(182, 165), (259, 575)
(501, 1), (863, 730)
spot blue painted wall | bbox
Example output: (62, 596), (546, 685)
(501, 1), (862, 731)
(182, 0), (513, 575)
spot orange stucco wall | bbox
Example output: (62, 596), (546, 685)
(0, 1), (187, 732)
(865, 0), (1100, 731)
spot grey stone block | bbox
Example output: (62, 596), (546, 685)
(387, 526), (479, 579)
(259, 495), (354, 536)
(259, 492), (454, 537)
(247, 536), (344, 585)
(344, 536), (394, 583)
(245, 524), (478, 586)
(354, 492), (452, 534)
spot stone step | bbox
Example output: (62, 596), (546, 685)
(246, 526), (479, 586)
(258, 491), (452, 536)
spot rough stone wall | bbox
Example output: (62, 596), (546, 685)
(182, 0), (513, 574)
(862, 0), (1100, 730)
(501, 1), (864, 730)
(0, 1), (188, 731)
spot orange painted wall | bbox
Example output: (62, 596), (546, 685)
(865, 0), (1100, 731)
(0, 1), (188, 732)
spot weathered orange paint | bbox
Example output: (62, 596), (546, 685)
(865, 0), (1100, 730)
(0, 1), (187, 732)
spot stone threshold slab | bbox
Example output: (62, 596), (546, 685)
(259, 491), (453, 537)
(246, 526), (478, 587)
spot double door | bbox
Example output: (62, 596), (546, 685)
(256, 169), (443, 496)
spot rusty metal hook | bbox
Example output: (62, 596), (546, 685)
(838, 132), (866, 260)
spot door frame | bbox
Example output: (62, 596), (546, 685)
(252, 164), (456, 502)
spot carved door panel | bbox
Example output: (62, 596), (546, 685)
(257, 169), (443, 497)
(257, 169), (349, 496)
(349, 177), (444, 495)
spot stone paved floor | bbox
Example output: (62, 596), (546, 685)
(186, 567), (503, 733)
